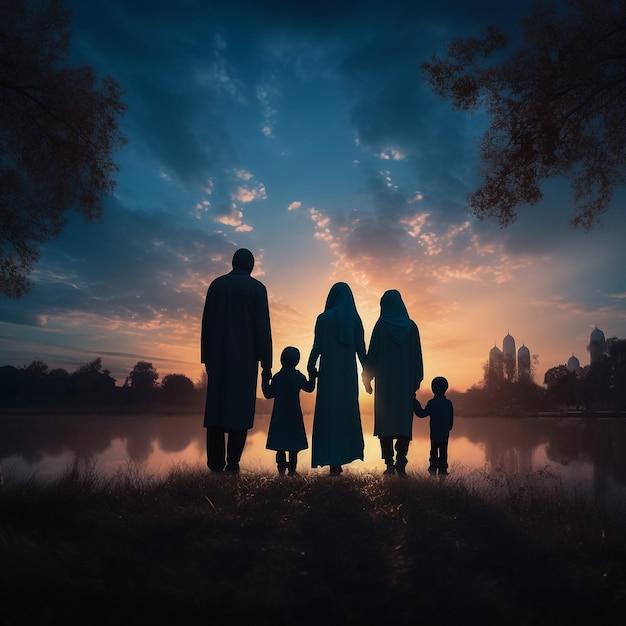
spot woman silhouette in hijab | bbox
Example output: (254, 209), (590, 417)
(307, 282), (367, 474)
(362, 289), (423, 475)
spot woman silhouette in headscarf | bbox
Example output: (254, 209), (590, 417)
(362, 289), (423, 475)
(307, 282), (367, 474)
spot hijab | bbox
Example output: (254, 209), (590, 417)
(324, 282), (363, 346)
(378, 289), (413, 344)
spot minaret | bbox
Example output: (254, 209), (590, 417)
(489, 344), (503, 379)
(589, 326), (606, 366)
(518, 344), (531, 381)
(503, 332), (516, 381)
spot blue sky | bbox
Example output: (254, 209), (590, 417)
(0, 0), (624, 393)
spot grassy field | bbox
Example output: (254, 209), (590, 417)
(1, 461), (625, 625)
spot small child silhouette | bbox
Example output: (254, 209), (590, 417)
(414, 376), (454, 476)
(262, 346), (316, 475)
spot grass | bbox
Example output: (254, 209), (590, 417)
(1, 460), (625, 625)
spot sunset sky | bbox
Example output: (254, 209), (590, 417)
(1, 0), (625, 394)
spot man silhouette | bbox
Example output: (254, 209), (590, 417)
(201, 248), (272, 472)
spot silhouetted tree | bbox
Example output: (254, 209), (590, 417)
(0, 364), (19, 405)
(126, 361), (159, 393)
(19, 359), (50, 403)
(607, 338), (626, 412)
(47, 366), (70, 401)
(1, 0), (126, 298)
(67, 357), (115, 403)
(421, 0), (626, 230)
(195, 370), (208, 393)
(514, 377), (547, 415)
(544, 365), (577, 408)
(22, 359), (49, 383)
(161, 373), (195, 406)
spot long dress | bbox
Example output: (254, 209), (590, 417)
(307, 282), (366, 468)
(201, 268), (272, 431)
(263, 367), (314, 452)
(364, 289), (423, 438)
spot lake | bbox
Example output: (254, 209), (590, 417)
(2, 412), (626, 505)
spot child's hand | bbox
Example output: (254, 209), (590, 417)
(307, 365), (318, 379)
(413, 397), (425, 417)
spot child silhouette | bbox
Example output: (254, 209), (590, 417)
(262, 346), (315, 475)
(414, 376), (454, 476)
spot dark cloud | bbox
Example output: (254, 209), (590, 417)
(126, 78), (225, 187)
(2, 198), (239, 328)
(0, 310), (46, 327)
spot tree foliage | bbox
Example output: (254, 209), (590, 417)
(0, 358), (207, 410)
(421, 0), (626, 230)
(544, 364), (577, 406)
(127, 360), (159, 393)
(67, 357), (115, 397)
(161, 373), (195, 405)
(0, 0), (126, 298)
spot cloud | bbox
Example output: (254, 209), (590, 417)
(5, 197), (239, 330)
(234, 185), (267, 203)
(214, 203), (248, 229)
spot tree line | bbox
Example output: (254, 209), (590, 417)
(0, 358), (206, 411)
(1, 335), (624, 416)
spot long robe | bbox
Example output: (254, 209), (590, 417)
(201, 268), (272, 430)
(263, 367), (314, 452)
(307, 282), (366, 467)
(364, 290), (423, 439)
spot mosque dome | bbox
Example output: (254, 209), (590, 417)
(589, 325), (607, 366)
(489, 344), (503, 358)
(503, 333), (516, 357)
(517, 344), (531, 380)
(567, 354), (580, 372)
(590, 326), (605, 343)
(488, 344), (504, 377)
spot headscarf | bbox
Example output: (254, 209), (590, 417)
(324, 282), (363, 346)
(378, 289), (413, 344)
(232, 248), (254, 274)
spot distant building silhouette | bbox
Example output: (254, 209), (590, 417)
(487, 332), (533, 383)
(589, 326), (606, 367)
(487, 324), (612, 389)
(503, 332), (516, 381)
(518, 344), (531, 381)
(489, 344), (503, 379)
(567, 354), (581, 372)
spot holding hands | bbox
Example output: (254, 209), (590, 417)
(361, 371), (373, 394)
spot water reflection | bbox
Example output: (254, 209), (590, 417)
(2, 412), (626, 503)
